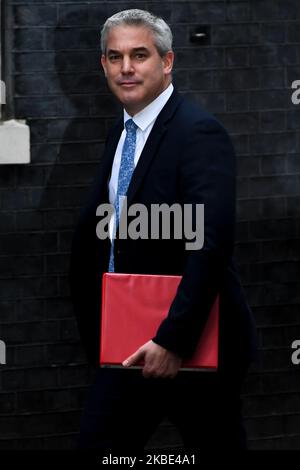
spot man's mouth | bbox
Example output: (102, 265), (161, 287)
(119, 81), (140, 87)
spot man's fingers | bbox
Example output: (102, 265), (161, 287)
(122, 347), (144, 367)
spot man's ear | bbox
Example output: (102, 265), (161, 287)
(163, 50), (174, 75)
(101, 54), (107, 77)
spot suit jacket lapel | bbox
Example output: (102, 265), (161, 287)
(126, 89), (183, 208)
(97, 89), (183, 209)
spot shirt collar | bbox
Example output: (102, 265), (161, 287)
(123, 83), (174, 131)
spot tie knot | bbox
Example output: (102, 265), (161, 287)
(125, 119), (137, 134)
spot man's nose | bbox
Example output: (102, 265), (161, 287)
(121, 56), (134, 74)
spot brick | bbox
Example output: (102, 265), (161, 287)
(12, 345), (45, 367)
(260, 111), (286, 132)
(47, 118), (106, 142)
(261, 239), (300, 262)
(0, 233), (57, 255)
(250, 90), (290, 111)
(16, 299), (45, 322)
(261, 23), (286, 44)
(14, 52), (55, 73)
(236, 176), (249, 198)
(213, 24), (260, 45)
(48, 72), (106, 94)
(263, 282), (300, 305)
(227, 2), (251, 21)
(1, 321), (59, 344)
(287, 196), (300, 216)
(58, 5), (89, 26)
(44, 210), (79, 230)
(259, 68), (285, 89)
(287, 111), (300, 131)
(54, 51), (92, 72)
(217, 113), (259, 134)
(244, 391), (300, 417)
(46, 254), (69, 273)
(14, 29), (45, 51)
(226, 92), (249, 113)
(188, 69), (213, 90)
(41, 434), (76, 450)
(59, 318), (79, 341)
(16, 167), (46, 188)
(14, 5), (57, 26)
(88, 3), (109, 27)
(235, 241), (262, 263)
(19, 277), (59, 299)
(0, 213), (16, 233)
(15, 97), (59, 118)
(47, 27), (99, 51)
(0, 301), (16, 323)
(261, 325), (297, 348)
(260, 155), (287, 175)
(249, 175), (299, 197)
(173, 69), (189, 90)
(0, 167), (16, 188)
(287, 23), (300, 43)
(18, 387), (86, 413)
(2, 367), (58, 391)
(0, 393), (16, 414)
(44, 299), (72, 323)
(64, 142), (105, 164)
(249, 218), (296, 239)
(246, 415), (284, 439)
(58, 230), (73, 253)
(215, 69), (260, 90)
(58, 275), (71, 297)
(252, 1), (279, 20)
(261, 197), (286, 218)
(171, 25), (189, 48)
(14, 74), (49, 96)
(172, 2), (225, 24)
(262, 370), (300, 396)
(58, 187), (88, 208)
(189, 92), (225, 113)
(58, 364), (93, 387)
(46, 343), (84, 365)
(254, 305), (300, 327)
(249, 133), (297, 155)
(89, 94), (121, 117)
(175, 47), (225, 68)
(250, 45), (298, 67)
(0, 280), (18, 301)
(237, 198), (261, 221)
(225, 47), (249, 67)
(0, 255), (43, 278)
(235, 220), (249, 242)
(237, 156), (260, 177)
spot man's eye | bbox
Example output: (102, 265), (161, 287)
(135, 53), (146, 60)
(109, 55), (120, 61)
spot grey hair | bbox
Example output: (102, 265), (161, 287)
(100, 9), (173, 57)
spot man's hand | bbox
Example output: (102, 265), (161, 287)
(122, 340), (182, 379)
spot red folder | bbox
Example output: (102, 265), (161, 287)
(100, 273), (219, 371)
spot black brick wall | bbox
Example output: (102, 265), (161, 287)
(1, 0), (300, 450)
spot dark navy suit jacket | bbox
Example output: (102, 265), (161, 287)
(70, 89), (257, 369)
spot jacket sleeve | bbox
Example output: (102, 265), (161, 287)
(152, 117), (236, 358)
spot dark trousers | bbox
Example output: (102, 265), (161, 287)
(77, 363), (249, 451)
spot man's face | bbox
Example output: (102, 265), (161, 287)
(101, 25), (174, 115)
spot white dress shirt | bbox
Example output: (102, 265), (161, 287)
(108, 83), (174, 240)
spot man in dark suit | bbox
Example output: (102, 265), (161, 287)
(70, 8), (257, 450)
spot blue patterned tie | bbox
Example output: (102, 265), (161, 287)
(108, 119), (138, 272)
